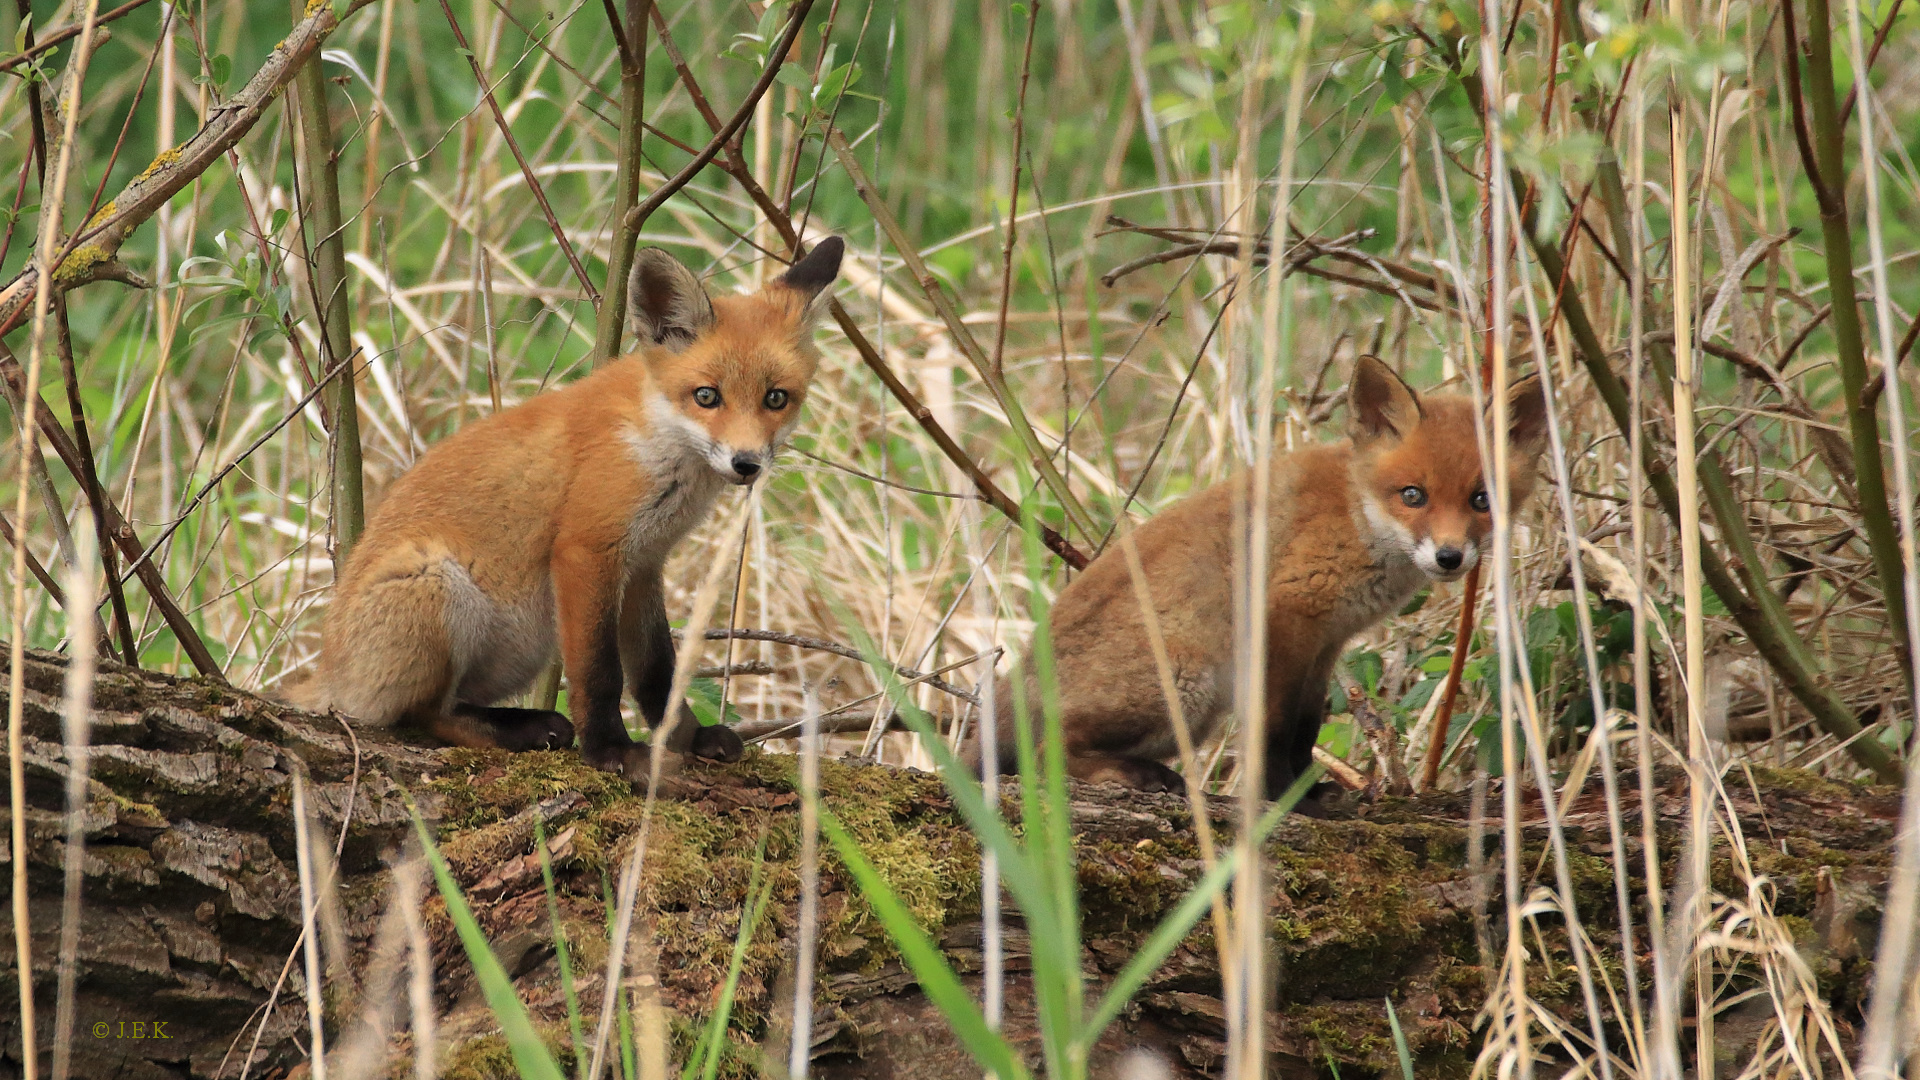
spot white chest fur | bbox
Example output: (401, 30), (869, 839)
(619, 421), (727, 571)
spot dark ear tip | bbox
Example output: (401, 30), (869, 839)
(779, 237), (845, 294)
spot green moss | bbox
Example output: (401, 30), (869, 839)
(421, 748), (983, 1053)
(1266, 825), (1475, 999)
(432, 1021), (578, 1080)
(426, 749), (632, 833)
(103, 789), (166, 827)
(668, 1015), (762, 1080)
(1743, 766), (1863, 799)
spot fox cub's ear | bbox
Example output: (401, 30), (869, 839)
(629, 248), (716, 349)
(771, 236), (845, 323)
(1347, 355), (1423, 444)
(1500, 374), (1549, 456)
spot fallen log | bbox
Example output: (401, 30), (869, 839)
(0, 648), (1900, 1078)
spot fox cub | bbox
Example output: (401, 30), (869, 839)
(972, 356), (1547, 806)
(300, 239), (844, 776)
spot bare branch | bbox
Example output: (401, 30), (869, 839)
(0, 0), (380, 334)
(0, 0), (155, 74)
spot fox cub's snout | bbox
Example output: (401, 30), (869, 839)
(1348, 356), (1548, 584)
(630, 241), (842, 487)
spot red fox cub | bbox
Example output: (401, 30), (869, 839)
(300, 239), (844, 775)
(972, 356), (1547, 805)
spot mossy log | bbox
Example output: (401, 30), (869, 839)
(0, 649), (1902, 1079)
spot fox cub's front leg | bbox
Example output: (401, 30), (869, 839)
(558, 540), (743, 775)
(621, 568), (744, 764)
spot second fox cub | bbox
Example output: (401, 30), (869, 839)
(300, 239), (844, 775)
(973, 356), (1547, 805)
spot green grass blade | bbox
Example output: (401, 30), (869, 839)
(599, 873), (638, 1080)
(533, 816), (588, 1077)
(821, 809), (1029, 1080)
(1386, 996), (1415, 1080)
(408, 806), (567, 1080)
(842, 621), (1093, 1046)
(835, 621), (1056, 944)
(1017, 506), (1084, 1078)
(1081, 848), (1240, 1038)
(684, 834), (774, 1080)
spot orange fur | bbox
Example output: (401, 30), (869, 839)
(971, 356), (1548, 808)
(300, 240), (844, 775)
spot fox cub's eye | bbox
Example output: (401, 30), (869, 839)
(1470, 490), (1490, 512)
(764, 388), (789, 410)
(1400, 485), (1428, 508)
(693, 386), (721, 408)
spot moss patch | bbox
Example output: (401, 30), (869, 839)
(424, 750), (984, 1050)
(431, 1020), (579, 1080)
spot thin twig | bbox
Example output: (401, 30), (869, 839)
(51, 293), (138, 665)
(436, 0), (601, 305)
(641, 44), (1090, 568)
(0, 0), (155, 73)
(621, 0), (817, 233)
(0, 0), (382, 332)
(676, 627), (981, 706)
(0, 341), (226, 679)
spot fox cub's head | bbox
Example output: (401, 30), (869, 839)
(628, 238), (845, 485)
(1347, 355), (1548, 582)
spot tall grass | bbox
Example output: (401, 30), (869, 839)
(3, 0), (1919, 1075)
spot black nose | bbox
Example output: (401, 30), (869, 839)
(731, 454), (761, 479)
(1435, 547), (1463, 571)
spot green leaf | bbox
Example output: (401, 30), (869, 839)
(755, 2), (781, 41)
(1397, 585), (1430, 616)
(836, 623), (1063, 972)
(268, 208), (290, 235)
(774, 64), (813, 92)
(684, 678), (741, 727)
(408, 805), (567, 1080)
(187, 311), (263, 348)
(822, 810), (1028, 1080)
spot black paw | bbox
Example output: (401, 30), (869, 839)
(1290, 793), (1331, 819)
(1126, 759), (1185, 793)
(579, 739), (632, 773)
(1085, 756), (1184, 793)
(498, 711), (574, 752)
(690, 724), (745, 763)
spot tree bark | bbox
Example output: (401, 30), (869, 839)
(0, 648), (1902, 1079)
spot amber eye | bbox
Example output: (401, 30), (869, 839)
(1400, 485), (1428, 508)
(693, 386), (721, 408)
(1470, 490), (1490, 512)
(764, 388), (789, 410)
